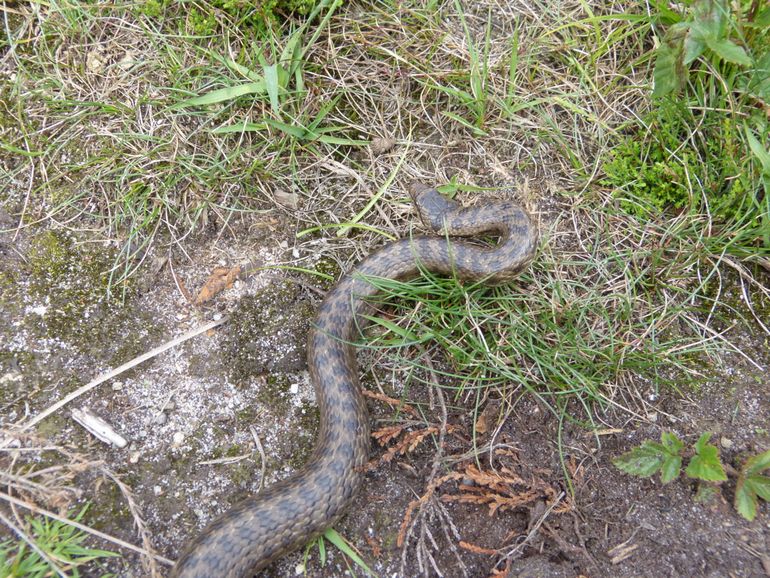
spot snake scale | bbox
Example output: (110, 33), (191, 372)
(171, 182), (538, 577)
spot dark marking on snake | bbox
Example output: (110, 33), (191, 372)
(171, 182), (538, 577)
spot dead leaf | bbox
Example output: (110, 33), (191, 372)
(372, 425), (405, 446)
(475, 412), (488, 434)
(195, 265), (241, 304)
(459, 540), (498, 555)
(364, 536), (382, 558)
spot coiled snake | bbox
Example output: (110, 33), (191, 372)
(171, 182), (538, 577)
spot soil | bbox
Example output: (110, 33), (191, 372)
(1, 196), (769, 578)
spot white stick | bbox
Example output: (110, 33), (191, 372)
(16, 317), (228, 433)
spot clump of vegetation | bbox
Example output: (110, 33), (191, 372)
(138, 0), (331, 36)
(603, 99), (753, 220)
(0, 507), (118, 577)
(614, 431), (770, 521)
(603, 0), (769, 240)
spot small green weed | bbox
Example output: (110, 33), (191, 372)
(603, 0), (770, 252)
(173, 0), (363, 149)
(137, 0), (330, 37)
(651, 0), (769, 100)
(302, 528), (376, 577)
(614, 432), (770, 521)
(0, 507), (119, 577)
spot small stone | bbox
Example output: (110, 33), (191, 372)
(153, 485), (163, 496)
(294, 564), (306, 575)
(289, 382), (299, 395)
(647, 412), (658, 422)
(153, 412), (167, 425)
(164, 401), (176, 412)
(129, 451), (141, 464)
(172, 431), (184, 445)
(274, 190), (299, 209)
(111, 380), (123, 391)
(0, 372), (23, 385)
(370, 136), (396, 155)
(720, 437), (733, 449)
(279, 240), (289, 249)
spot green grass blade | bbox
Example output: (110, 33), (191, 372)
(171, 82), (266, 108)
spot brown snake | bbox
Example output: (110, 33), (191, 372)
(171, 182), (538, 577)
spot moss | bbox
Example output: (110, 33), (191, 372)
(137, 0), (335, 37)
(313, 257), (341, 291)
(229, 461), (257, 488)
(35, 414), (68, 440)
(602, 98), (764, 222)
(285, 400), (320, 469)
(24, 230), (137, 354)
(222, 280), (313, 382)
(255, 374), (293, 418)
(86, 481), (132, 534)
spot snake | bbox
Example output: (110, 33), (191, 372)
(170, 182), (538, 577)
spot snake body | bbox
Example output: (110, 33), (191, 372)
(171, 182), (537, 577)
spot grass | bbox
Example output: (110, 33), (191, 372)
(359, 197), (751, 436)
(1, 0), (769, 575)
(0, 507), (118, 578)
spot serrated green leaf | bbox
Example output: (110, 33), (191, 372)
(705, 37), (752, 66)
(661, 431), (685, 454)
(686, 433), (727, 481)
(734, 477), (758, 520)
(660, 455), (683, 484)
(613, 442), (667, 477)
(747, 475), (770, 501)
(694, 432), (712, 453)
(653, 42), (684, 97)
(694, 482), (719, 504)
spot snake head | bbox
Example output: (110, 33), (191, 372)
(408, 181), (460, 233)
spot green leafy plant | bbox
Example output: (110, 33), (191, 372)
(172, 0), (363, 148)
(302, 528), (376, 577)
(0, 507), (118, 577)
(603, 0), (770, 252)
(138, 0), (331, 37)
(614, 432), (770, 520)
(735, 451), (770, 521)
(651, 0), (769, 99)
